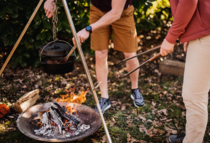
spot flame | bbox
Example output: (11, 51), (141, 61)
(56, 87), (89, 114)
(56, 87), (89, 104)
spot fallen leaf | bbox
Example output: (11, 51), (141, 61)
(171, 130), (178, 134)
(139, 125), (147, 134)
(123, 103), (132, 106)
(109, 118), (116, 127)
(121, 105), (126, 111)
(138, 115), (146, 122)
(61, 79), (68, 85)
(152, 101), (156, 106)
(158, 109), (168, 116)
(146, 119), (153, 124)
(182, 111), (186, 117)
(102, 135), (108, 143)
(91, 139), (98, 143)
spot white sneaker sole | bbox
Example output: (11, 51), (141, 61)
(103, 105), (111, 114)
(102, 104), (111, 114)
(130, 94), (144, 108)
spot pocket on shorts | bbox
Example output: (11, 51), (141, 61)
(130, 28), (138, 51)
(125, 5), (134, 16)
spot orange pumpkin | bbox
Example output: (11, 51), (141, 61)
(0, 104), (10, 118)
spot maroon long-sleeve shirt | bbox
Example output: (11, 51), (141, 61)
(166, 0), (210, 44)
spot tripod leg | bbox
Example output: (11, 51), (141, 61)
(61, 0), (112, 142)
(0, 0), (44, 76)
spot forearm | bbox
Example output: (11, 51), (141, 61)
(90, 0), (126, 32)
(166, 0), (198, 44)
(90, 10), (121, 32)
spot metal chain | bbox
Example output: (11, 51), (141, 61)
(52, 0), (58, 41)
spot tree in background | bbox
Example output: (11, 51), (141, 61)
(0, 0), (171, 68)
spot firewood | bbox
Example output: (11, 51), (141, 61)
(12, 89), (40, 113)
(159, 59), (185, 76)
(51, 102), (81, 125)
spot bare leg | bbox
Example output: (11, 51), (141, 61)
(95, 49), (109, 99)
(123, 52), (139, 89)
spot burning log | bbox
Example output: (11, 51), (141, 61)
(50, 107), (64, 134)
(51, 102), (81, 125)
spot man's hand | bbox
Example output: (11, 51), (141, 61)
(44, 0), (55, 19)
(184, 42), (189, 52)
(160, 39), (175, 56)
(72, 28), (90, 45)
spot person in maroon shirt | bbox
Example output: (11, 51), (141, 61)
(44, 0), (145, 114)
(160, 0), (210, 143)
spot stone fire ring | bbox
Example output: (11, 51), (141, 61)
(17, 102), (102, 142)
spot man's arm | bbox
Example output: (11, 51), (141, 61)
(73, 0), (127, 45)
(160, 0), (198, 56)
(165, 0), (198, 44)
(91, 0), (127, 31)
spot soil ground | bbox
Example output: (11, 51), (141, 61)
(0, 30), (210, 143)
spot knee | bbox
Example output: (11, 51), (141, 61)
(124, 52), (138, 65)
(123, 52), (136, 59)
(95, 50), (108, 63)
(184, 99), (208, 123)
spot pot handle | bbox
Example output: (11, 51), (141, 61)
(39, 40), (76, 62)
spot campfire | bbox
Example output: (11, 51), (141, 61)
(56, 87), (89, 104)
(30, 88), (91, 139)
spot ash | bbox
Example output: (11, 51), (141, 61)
(31, 102), (90, 138)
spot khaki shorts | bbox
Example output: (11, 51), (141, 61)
(89, 5), (138, 53)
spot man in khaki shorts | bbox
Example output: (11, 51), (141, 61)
(44, 0), (144, 113)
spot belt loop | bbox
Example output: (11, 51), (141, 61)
(197, 38), (201, 44)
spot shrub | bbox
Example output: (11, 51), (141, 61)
(0, 0), (171, 68)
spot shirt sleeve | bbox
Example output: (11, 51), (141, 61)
(166, 0), (198, 44)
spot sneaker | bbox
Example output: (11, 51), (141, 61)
(94, 97), (111, 114)
(168, 134), (185, 143)
(130, 89), (144, 107)
(168, 134), (204, 143)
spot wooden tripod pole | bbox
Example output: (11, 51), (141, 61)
(0, 0), (44, 76)
(62, 0), (112, 142)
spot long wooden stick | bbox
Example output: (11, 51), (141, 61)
(61, 0), (112, 142)
(0, 0), (44, 76)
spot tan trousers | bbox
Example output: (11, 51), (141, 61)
(182, 35), (210, 143)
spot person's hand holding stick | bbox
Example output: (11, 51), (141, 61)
(160, 39), (175, 56)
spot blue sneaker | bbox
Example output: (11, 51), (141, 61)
(131, 89), (144, 107)
(94, 97), (111, 114)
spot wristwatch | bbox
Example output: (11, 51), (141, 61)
(85, 26), (92, 34)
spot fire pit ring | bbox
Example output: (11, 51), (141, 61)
(17, 102), (102, 142)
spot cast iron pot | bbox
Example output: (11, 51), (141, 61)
(40, 40), (76, 74)
(40, 56), (75, 74)
(39, 40), (71, 57)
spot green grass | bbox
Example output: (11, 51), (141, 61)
(1, 61), (210, 143)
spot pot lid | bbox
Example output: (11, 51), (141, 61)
(39, 40), (71, 57)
